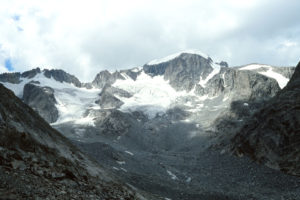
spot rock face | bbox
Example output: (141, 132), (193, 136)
(232, 61), (300, 176)
(95, 84), (132, 109)
(23, 83), (59, 123)
(21, 68), (42, 79)
(144, 53), (217, 91)
(218, 61), (229, 68)
(87, 109), (131, 136)
(92, 70), (124, 88)
(43, 69), (82, 87)
(198, 67), (281, 100)
(0, 72), (21, 83)
(0, 83), (146, 199)
(96, 92), (124, 109)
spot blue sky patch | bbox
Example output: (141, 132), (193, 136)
(12, 15), (20, 21)
(17, 26), (24, 32)
(4, 58), (14, 71)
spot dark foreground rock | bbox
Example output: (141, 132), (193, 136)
(0, 84), (148, 199)
(232, 61), (300, 176)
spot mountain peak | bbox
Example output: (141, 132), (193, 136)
(147, 49), (210, 66)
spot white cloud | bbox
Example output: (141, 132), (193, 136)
(0, 0), (299, 82)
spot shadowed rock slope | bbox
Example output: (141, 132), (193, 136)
(232, 61), (300, 176)
(0, 84), (147, 199)
(23, 83), (59, 123)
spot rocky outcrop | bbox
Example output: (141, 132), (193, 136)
(96, 92), (124, 109)
(43, 69), (82, 87)
(95, 84), (132, 109)
(92, 70), (124, 88)
(218, 61), (229, 68)
(21, 67), (41, 79)
(0, 72), (21, 83)
(197, 67), (281, 100)
(101, 84), (132, 98)
(87, 109), (131, 136)
(23, 83), (59, 123)
(144, 53), (216, 91)
(120, 69), (141, 81)
(0, 83), (146, 199)
(232, 61), (300, 176)
(272, 66), (295, 79)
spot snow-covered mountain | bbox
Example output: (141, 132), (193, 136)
(1, 51), (293, 126)
(0, 50), (298, 199)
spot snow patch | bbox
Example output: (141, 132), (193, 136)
(199, 62), (221, 88)
(112, 167), (119, 171)
(51, 85), (100, 126)
(0, 72), (101, 126)
(116, 161), (126, 165)
(166, 170), (178, 180)
(131, 67), (141, 72)
(125, 151), (134, 156)
(120, 168), (127, 172)
(239, 64), (270, 71)
(1, 80), (27, 97)
(113, 71), (187, 118)
(120, 72), (132, 80)
(239, 64), (289, 89)
(259, 69), (289, 89)
(243, 103), (249, 106)
(147, 50), (209, 65)
(223, 96), (229, 102)
(75, 128), (85, 137)
(186, 177), (192, 183)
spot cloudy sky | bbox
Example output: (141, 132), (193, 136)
(0, 0), (299, 81)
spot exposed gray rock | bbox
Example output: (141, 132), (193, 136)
(272, 66), (295, 79)
(0, 72), (21, 83)
(21, 67), (41, 79)
(232, 61), (300, 176)
(95, 84), (132, 109)
(92, 70), (124, 88)
(87, 109), (130, 136)
(197, 67), (281, 101)
(102, 84), (132, 98)
(143, 53), (216, 91)
(96, 92), (124, 109)
(166, 107), (190, 121)
(120, 69), (141, 81)
(43, 69), (82, 87)
(218, 61), (229, 68)
(81, 82), (93, 89)
(23, 83), (59, 123)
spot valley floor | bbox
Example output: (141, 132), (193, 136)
(75, 140), (300, 200)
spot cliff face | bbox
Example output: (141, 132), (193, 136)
(23, 83), (59, 123)
(232, 61), (300, 176)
